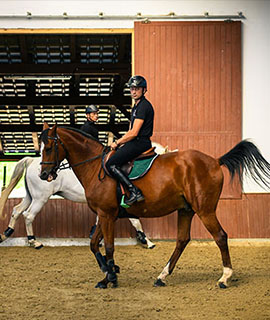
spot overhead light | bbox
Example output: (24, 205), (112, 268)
(4, 75), (72, 80)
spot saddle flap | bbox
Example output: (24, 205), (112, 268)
(102, 147), (158, 177)
(128, 154), (159, 180)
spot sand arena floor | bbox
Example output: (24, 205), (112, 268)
(0, 241), (270, 320)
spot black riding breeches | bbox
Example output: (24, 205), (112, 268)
(106, 138), (151, 175)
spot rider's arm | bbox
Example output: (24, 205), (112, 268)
(111, 119), (144, 149)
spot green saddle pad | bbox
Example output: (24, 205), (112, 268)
(128, 154), (159, 180)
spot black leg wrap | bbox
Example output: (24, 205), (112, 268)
(95, 252), (108, 273)
(107, 259), (117, 282)
(27, 235), (36, 241)
(4, 227), (14, 238)
(114, 265), (120, 274)
(136, 231), (147, 244)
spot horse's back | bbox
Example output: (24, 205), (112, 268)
(153, 148), (219, 171)
(149, 148), (223, 193)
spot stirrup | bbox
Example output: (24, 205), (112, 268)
(125, 191), (145, 206)
(121, 195), (130, 208)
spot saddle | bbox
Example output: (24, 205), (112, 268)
(103, 147), (158, 179)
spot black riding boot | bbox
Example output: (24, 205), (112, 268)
(110, 165), (145, 206)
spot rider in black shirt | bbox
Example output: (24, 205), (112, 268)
(106, 75), (154, 206)
(80, 105), (99, 139)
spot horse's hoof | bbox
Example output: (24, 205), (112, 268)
(0, 234), (7, 243)
(114, 265), (120, 274)
(148, 244), (156, 249)
(154, 279), (166, 287)
(95, 281), (107, 289)
(111, 280), (118, 288)
(218, 282), (227, 289)
(35, 244), (44, 250)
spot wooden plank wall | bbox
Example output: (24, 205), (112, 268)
(0, 194), (269, 239)
(134, 21), (242, 198)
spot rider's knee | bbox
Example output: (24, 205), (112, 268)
(105, 161), (116, 176)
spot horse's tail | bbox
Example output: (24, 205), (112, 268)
(218, 140), (270, 189)
(0, 157), (34, 220)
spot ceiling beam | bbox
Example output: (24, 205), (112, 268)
(19, 35), (28, 63)
(0, 154), (38, 161)
(69, 106), (76, 126)
(0, 96), (131, 105)
(0, 63), (131, 75)
(27, 106), (36, 125)
(0, 123), (129, 133)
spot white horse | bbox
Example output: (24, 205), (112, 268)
(0, 142), (170, 249)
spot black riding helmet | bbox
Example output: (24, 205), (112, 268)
(85, 105), (98, 114)
(127, 75), (147, 89)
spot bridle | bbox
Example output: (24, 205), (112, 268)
(40, 133), (107, 178)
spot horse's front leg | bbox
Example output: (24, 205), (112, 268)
(0, 197), (30, 243)
(90, 214), (119, 289)
(23, 201), (46, 249)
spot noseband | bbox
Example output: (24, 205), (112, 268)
(40, 134), (69, 174)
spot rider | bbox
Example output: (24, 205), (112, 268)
(80, 105), (99, 139)
(106, 75), (154, 206)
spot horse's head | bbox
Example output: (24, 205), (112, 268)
(39, 123), (67, 182)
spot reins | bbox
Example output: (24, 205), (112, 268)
(59, 152), (105, 170)
(59, 146), (109, 181)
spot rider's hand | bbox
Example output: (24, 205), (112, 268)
(110, 141), (118, 150)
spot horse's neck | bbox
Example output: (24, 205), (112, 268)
(60, 128), (102, 159)
(59, 128), (103, 186)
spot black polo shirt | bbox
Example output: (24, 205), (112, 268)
(80, 120), (99, 139)
(130, 96), (154, 138)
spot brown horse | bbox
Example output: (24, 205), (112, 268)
(39, 123), (270, 289)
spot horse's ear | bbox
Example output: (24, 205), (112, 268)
(43, 122), (49, 130)
(51, 124), (57, 137)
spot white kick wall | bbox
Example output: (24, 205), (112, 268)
(0, 0), (269, 192)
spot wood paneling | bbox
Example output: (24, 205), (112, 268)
(0, 194), (269, 239)
(134, 21), (242, 198)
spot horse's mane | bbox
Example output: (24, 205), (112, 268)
(40, 125), (104, 146)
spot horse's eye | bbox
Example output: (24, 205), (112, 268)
(45, 147), (52, 153)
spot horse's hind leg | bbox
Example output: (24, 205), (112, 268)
(129, 218), (155, 249)
(154, 209), (194, 287)
(198, 212), (233, 288)
(0, 196), (31, 243)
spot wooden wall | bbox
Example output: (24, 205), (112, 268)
(134, 21), (242, 198)
(0, 194), (269, 239)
